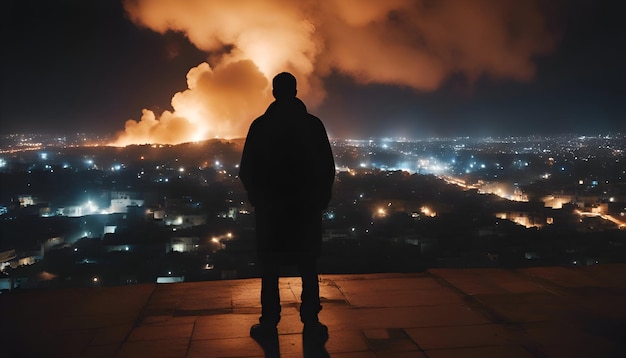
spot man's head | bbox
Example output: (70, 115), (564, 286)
(272, 72), (297, 100)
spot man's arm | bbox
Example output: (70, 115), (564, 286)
(239, 121), (259, 206)
(317, 123), (335, 210)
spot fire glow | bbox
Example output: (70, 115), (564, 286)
(112, 0), (558, 146)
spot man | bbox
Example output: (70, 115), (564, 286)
(239, 72), (335, 341)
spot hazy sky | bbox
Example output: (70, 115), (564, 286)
(1, 0), (624, 143)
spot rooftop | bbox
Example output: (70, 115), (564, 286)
(1, 264), (625, 357)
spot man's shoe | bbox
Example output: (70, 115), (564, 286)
(250, 323), (279, 357)
(303, 321), (328, 342)
(250, 323), (278, 341)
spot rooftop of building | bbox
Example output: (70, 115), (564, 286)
(1, 264), (625, 357)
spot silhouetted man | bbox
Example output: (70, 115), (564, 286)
(239, 72), (335, 341)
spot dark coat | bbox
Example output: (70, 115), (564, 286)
(239, 97), (335, 260)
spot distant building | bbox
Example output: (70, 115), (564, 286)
(217, 207), (239, 219)
(104, 225), (117, 234)
(0, 249), (16, 271)
(60, 205), (88, 217)
(163, 213), (206, 228)
(152, 209), (165, 220)
(495, 212), (546, 228)
(41, 237), (64, 253)
(167, 237), (199, 253)
(109, 191), (145, 214)
(17, 195), (35, 207)
(110, 198), (145, 214)
(543, 194), (573, 209)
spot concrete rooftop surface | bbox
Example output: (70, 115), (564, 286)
(1, 264), (625, 358)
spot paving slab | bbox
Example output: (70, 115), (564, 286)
(425, 345), (536, 358)
(405, 323), (520, 350)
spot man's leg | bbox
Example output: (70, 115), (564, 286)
(298, 257), (328, 342)
(297, 257), (321, 324)
(251, 258), (280, 340)
(260, 259), (281, 326)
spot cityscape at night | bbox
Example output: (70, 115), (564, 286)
(2, 1), (625, 356)
(1, 132), (624, 290)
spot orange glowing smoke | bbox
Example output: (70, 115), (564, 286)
(113, 60), (270, 146)
(112, 0), (559, 146)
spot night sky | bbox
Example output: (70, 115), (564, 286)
(1, 0), (625, 142)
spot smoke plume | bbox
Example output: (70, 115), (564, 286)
(112, 0), (558, 145)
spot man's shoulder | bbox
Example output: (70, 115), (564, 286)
(249, 113), (270, 129)
(304, 113), (327, 130)
(251, 101), (325, 131)
(306, 112), (321, 121)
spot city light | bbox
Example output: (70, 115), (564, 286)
(85, 200), (97, 214)
(421, 206), (436, 217)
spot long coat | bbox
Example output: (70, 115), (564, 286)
(239, 97), (335, 260)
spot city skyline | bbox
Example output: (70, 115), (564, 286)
(1, 132), (624, 286)
(2, 0), (625, 143)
